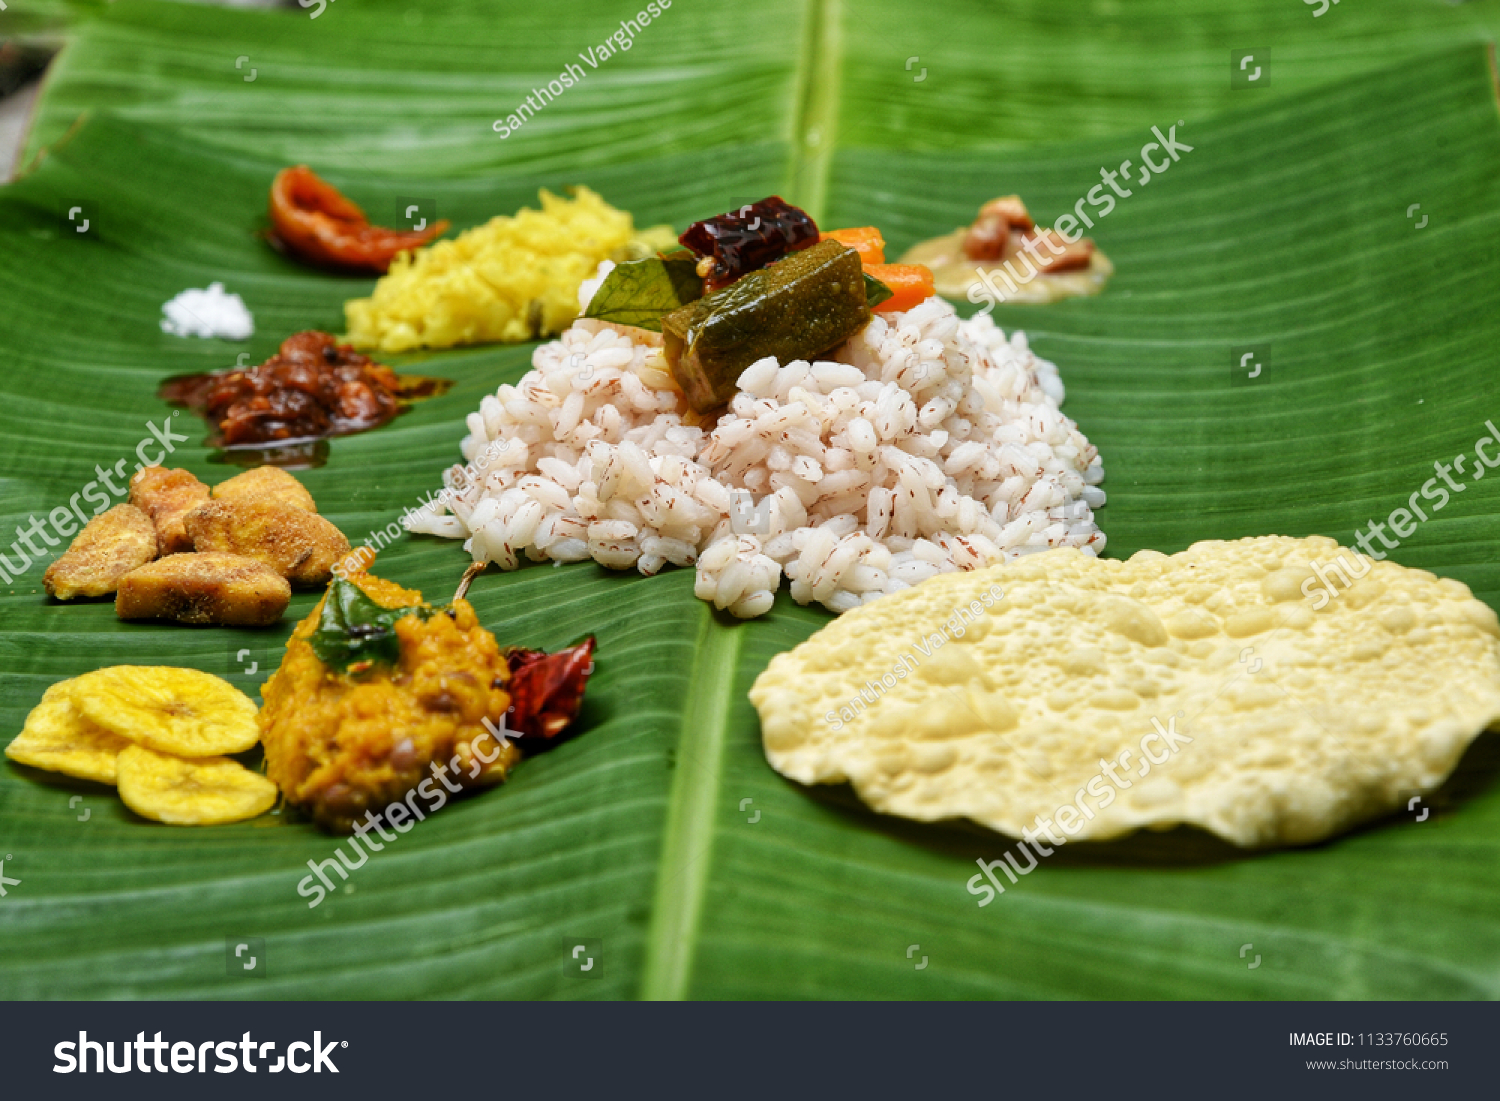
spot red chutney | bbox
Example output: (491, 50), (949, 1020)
(161, 331), (401, 447)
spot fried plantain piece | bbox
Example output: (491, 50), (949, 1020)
(129, 465), (210, 554)
(43, 504), (158, 600)
(4, 681), (132, 784)
(116, 552), (290, 626)
(116, 744), (278, 825)
(185, 501), (350, 586)
(213, 465), (318, 513)
(69, 665), (261, 757)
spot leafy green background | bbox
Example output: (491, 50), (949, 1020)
(1, 0), (1499, 998)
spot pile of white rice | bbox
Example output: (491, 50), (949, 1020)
(405, 265), (1106, 617)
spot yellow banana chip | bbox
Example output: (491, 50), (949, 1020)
(116, 744), (278, 825)
(69, 666), (260, 758)
(4, 681), (132, 784)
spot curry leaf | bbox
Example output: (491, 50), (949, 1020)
(583, 255), (704, 332)
(307, 578), (434, 673)
(864, 272), (892, 309)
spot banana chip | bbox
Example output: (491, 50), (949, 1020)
(4, 682), (132, 784)
(69, 666), (260, 758)
(116, 744), (278, 825)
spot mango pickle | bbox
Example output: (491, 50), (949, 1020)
(663, 239), (871, 412)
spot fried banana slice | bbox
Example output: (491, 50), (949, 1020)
(186, 501), (350, 586)
(116, 552), (290, 626)
(4, 681), (132, 784)
(43, 504), (157, 600)
(129, 466), (210, 554)
(213, 466), (318, 513)
(117, 744), (278, 825)
(69, 665), (261, 757)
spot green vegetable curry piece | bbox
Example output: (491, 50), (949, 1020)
(662, 238), (872, 412)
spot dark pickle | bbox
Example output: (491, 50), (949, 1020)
(160, 330), (451, 466)
(679, 196), (819, 292)
(663, 239), (870, 413)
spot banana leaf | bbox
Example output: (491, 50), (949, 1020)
(1, 0), (1499, 1000)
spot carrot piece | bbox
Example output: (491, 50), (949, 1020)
(864, 263), (934, 312)
(820, 227), (886, 265)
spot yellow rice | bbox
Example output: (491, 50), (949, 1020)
(344, 186), (674, 353)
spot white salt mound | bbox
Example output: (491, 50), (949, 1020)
(408, 270), (1106, 618)
(160, 282), (254, 340)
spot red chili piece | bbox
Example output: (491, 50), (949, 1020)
(678, 196), (819, 292)
(504, 637), (597, 739)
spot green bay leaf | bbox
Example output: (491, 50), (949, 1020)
(583, 255), (704, 332)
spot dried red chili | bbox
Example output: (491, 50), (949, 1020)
(678, 196), (819, 292)
(504, 637), (597, 739)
